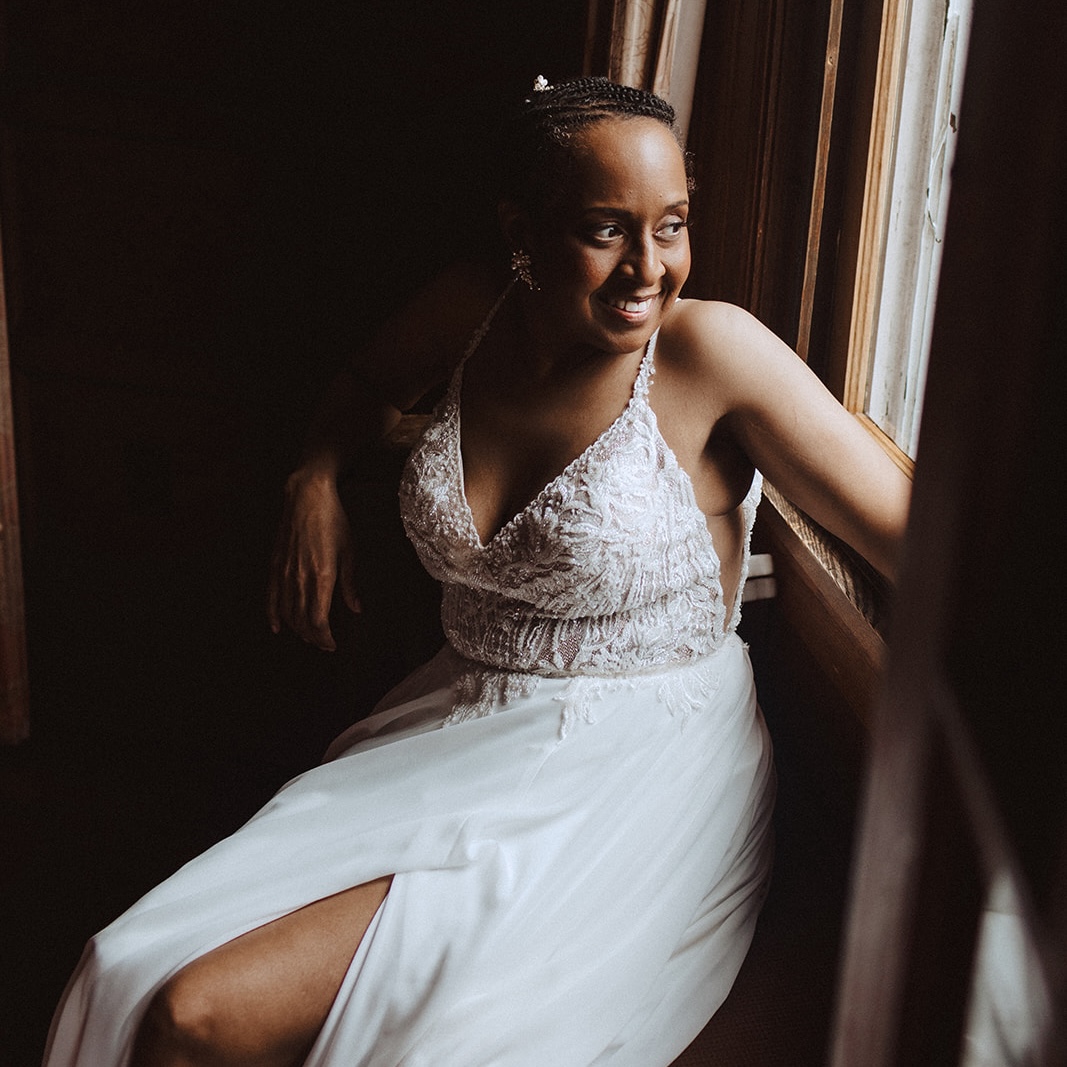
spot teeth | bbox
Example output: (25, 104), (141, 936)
(611, 297), (652, 313)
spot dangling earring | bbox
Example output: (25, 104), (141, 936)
(510, 249), (540, 291)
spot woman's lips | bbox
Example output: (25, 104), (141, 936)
(598, 292), (659, 322)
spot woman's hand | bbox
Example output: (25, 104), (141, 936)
(264, 263), (491, 649)
(267, 467), (362, 651)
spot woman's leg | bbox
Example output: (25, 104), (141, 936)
(130, 875), (393, 1067)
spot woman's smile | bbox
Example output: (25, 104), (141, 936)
(514, 115), (692, 358)
(596, 290), (661, 325)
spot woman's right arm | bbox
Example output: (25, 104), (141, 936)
(266, 369), (403, 650)
(267, 261), (496, 650)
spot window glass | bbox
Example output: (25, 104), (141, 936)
(865, 0), (973, 457)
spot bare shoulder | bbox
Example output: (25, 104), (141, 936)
(662, 298), (793, 369)
(657, 298), (801, 411)
(662, 300), (910, 579)
(661, 297), (758, 346)
(354, 259), (507, 410)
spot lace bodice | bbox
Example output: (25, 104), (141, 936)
(399, 302), (761, 728)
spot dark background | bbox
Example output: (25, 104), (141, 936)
(0, 3), (587, 1062)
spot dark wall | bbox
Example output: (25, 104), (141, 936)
(3, 0), (587, 557)
(0, 12), (585, 1057)
(1, 0), (587, 722)
(0, 0), (589, 775)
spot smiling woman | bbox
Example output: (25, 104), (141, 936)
(43, 76), (907, 1067)
(466, 116), (693, 543)
(500, 117), (691, 353)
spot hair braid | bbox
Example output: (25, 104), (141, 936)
(494, 76), (688, 221)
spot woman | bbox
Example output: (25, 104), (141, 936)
(45, 78), (909, 1066)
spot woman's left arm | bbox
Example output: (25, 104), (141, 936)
(679, 301), (912, 581)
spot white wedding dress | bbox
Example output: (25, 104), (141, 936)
(44, 311), (776, 1067)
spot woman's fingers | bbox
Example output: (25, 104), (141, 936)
(304, 563), (339, 651)
(267, 475), (360, 650)
(338, 534), (363, 616)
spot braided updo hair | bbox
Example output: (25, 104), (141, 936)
(494, 76), (690, 222)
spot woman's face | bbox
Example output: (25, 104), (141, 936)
(522, 116), (692, 357)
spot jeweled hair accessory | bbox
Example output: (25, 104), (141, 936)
(532, 75), (552, 92)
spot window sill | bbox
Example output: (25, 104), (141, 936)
(757, 483), (892, 730)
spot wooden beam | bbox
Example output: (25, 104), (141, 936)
(0, 217), (29, 745)
(797, 0), (845, 362)
(843, 0), (913, 414)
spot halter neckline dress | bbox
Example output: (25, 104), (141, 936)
(45, 302), (775, 1067)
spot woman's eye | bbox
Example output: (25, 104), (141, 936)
(590, 223), (624, 241)
(658, 220), (688, 238)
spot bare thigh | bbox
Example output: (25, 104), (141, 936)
(132, 875), (392, 1067)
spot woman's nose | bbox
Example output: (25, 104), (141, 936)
(624, 236), (665, 286)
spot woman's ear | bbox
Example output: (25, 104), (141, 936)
(498, 200), (532, 253)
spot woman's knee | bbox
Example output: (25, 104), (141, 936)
(127, 879), (393, 1065)
(132, 954), (321, 1067)
(133, 965), (285, 1067)
(135, 971), (227, 1063)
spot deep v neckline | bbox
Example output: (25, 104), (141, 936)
(454, 332), (658, 550)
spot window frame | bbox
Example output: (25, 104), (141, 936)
(841, 0), (972, 471)
(678, 0), (921, 719)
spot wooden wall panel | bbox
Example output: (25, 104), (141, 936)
(0, 219), (29, 744)
(685, 0), (833, 345)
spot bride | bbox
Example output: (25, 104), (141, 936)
(45, 77), (909, 1067)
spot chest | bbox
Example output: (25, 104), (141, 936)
(458, 350), (646, 545)
(400, 384), (727, 624)
(460, 369), (752, 552)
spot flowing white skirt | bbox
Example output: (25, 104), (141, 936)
(44, 633), (775, 1067)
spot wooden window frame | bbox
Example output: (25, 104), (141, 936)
(829, 0), (1067, 1055)
(839, 0), (917, 474)
(681, 0), (906, 724)
(674, 0), (988, 729)
(803, 0), (922, 478)
(805, 0), (969, 474)
(837, 0), (954, 477)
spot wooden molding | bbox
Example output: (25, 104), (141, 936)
(854, 412), (915, 476)
(844, 0), (914, 414)
(797, 0), (845, 362)
(0, 218), (30, 745)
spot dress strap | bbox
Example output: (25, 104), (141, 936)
(460, 279), (516, 365)
(450, 297), (658, 408)
(444, 279), (515, 406)
(632, 329), (659, 402)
